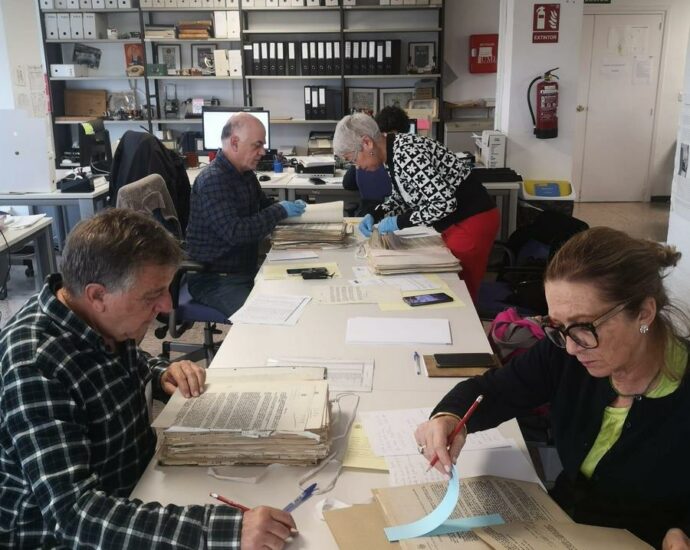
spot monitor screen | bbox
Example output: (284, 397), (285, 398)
(78, 119), (112, 173)
(408, 120), (417, 135)
(202, 107), (270, 151)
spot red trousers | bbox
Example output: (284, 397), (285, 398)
(441, 208), (500, 305)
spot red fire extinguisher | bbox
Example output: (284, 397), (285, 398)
(527, 68), (559, 139)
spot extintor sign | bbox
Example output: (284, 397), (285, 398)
(533, 4), (560, 43)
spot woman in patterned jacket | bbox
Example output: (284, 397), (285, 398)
(334, 112), (499, 303)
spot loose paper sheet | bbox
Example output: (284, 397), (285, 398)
(266, 357), (375, 392)
(266, 250), (319, 262)
(342, 421), (389, 470)
(385, 441), (542, 487)
(230, 294), (311, 325)
(359, 408), (511, 457)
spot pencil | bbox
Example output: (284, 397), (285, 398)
(209, 492), (251, 512)
(426, 394), (483, 472)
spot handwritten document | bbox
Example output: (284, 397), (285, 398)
(230, 294), (311, 325)
(359, 408), (511, 457)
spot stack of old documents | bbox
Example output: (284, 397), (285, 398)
(366, 230), (461, 275)
(271, 201), (350, 249)
(153, 369), (331, 466)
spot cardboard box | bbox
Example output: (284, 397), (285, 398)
(64, 89), (107, 117)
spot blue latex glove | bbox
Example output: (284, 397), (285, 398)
(377, 215), (399, 235)
(359, 214), (374, 237)
(280, 199), (307, 217)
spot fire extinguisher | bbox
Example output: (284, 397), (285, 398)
(527, 68), (559, 139)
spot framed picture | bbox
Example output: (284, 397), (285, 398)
(408, 42), (436, 73)
(73, 43), (102, 69)
(407, 98), (439, 118)
(191, 43), (218, 73)
(378, 87), (415, 110)
(123, 43), (145, 76)
(157, 44), (181, 75)
(347, 87), (378, 116)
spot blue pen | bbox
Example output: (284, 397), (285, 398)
(282, 483), (317, 513)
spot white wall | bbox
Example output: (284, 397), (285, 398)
(496, 0), (584, 181)
(0, 6), (13, 109)
(584, 0), (690, 197)
(666, 27), (690, 312)
(443, 0), (500, 103)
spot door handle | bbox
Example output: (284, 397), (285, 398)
(576, 105), (586, 112)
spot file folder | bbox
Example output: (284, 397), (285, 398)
(243, 44), (254, 75)
(367, 40), (376, 74)
(376, 40), (384, 74)
(287, 41), (298, 75)
(252, 42), (261, 75)
(301, 41), (310, 75)
(333, 41), (341, 74)
(325, 41), (333, 75)
(277, 42), (286, 75)
(269, 41), (277, 75)
(318, 86), (327, 119)
(352, 41), (360, 74)
(309, 42), (318, 74)
(317, 41), (325, 75)
(260, 42), (269, 74)
(344, 41), (352, 74)
(304, 86), (313, 120)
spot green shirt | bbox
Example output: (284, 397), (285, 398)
(580, 337), (688, 478)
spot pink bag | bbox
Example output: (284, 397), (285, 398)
(489, 308), (545, 365)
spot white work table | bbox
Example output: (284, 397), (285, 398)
(0, 217), (57, 291)
(0, 178), (110, 250)
(131, 236), (538, 549)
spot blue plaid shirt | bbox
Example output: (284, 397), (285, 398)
(186, 151), (286, 273)
(0, 275), (242, 549)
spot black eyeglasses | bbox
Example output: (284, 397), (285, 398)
(541, 302), (629, 349)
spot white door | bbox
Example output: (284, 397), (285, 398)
(574, 13), (664, 202)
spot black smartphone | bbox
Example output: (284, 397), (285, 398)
(309, 177), (326, 185)
(433, 353), (495, 368)
(402, 292), (454, 307)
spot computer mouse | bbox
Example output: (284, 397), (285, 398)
(259, 175), (271, 182)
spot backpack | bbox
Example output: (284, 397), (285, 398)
(489, 307), (545, 365)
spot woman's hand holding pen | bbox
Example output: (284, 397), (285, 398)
(414, 415), (468, 476)
(240, 506), (297, 550)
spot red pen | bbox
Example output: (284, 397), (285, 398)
(209, 492), (250, 512)
(426, 395), (484, 472)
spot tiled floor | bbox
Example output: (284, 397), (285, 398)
(0, 201), (671, 330)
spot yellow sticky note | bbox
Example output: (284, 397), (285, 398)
(342, 422), (388, 471)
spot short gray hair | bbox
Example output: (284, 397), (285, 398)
(333, 113), (382, 158)
(61, 208), (183, 296)
(220, 112), (257, 143)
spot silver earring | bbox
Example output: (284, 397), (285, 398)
(639, 324), (649, 334)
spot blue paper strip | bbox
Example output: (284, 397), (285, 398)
(384, 465), (505, 542)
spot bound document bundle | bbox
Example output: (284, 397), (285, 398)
(154, 369), (331, 466)
(272, 201), (350, 249)
(366, 230), (461, 275)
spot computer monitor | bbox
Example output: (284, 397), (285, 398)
(78, 119), (112, 173)
(408, 120), (417, 135)
(202, 106), (271, 151)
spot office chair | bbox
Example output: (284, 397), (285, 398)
(116, 175), (229, 366)
(478, 210), (589, 321)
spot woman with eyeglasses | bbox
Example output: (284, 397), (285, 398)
(414, 227), (690, 550)
(333, 112), (500, 305)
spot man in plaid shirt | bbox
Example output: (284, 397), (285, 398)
(0, 209), (295, 549)
(186, 113), (307, 316)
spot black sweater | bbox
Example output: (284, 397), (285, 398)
(433, 338), (690, 549)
